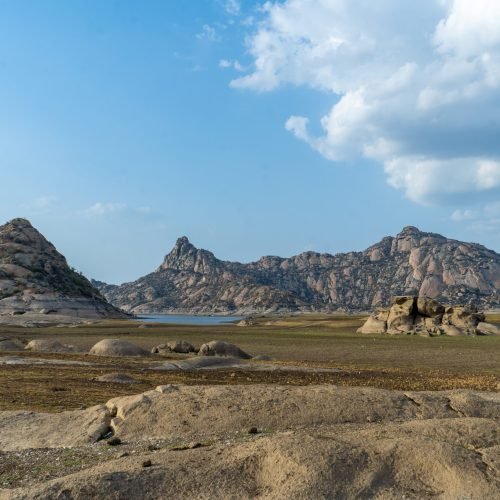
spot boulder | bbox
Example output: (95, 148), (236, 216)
(198, 340), (252, 359)
(0, 338), (24, 351)
(152, 340), (196, 354)
(89, 339), (148, 357)
(357, 316), (386, 334)
(476, 322), (500, 336)
(386, 296), (416, 332)
(25, 339), (79, 353)
(443, 306), (485, 329)
(358, 296), (490, 338)
(417, 297), (444, 318)
(440, 325), (466, 337)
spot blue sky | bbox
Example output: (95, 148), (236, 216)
(1, 0), (500, 284)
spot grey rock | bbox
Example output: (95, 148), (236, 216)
(0, 218), (128, 320)
(94, 227), (500, 314)
(198, 341), (252, 359)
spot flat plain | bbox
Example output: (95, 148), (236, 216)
(1, 313), (499, 413)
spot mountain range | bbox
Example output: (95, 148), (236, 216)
(94, 226), (500, 314)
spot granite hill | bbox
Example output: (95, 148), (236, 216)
(0, 218), (126, 320)
(95, 226), (500, 314)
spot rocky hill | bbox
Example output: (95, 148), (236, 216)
(95, 227), (500, 314)
(0, 218), (127, 320)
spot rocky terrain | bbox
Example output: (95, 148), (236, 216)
(95, 227), (500, 314)
(0, 218), (127, 321)
(1, 385), (499, 499)
(358, 295), (500, 336)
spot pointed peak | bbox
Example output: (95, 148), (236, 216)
(5, 218), (34, 229)
(175, 236), (191, 247)
(397, 226), (422, 237)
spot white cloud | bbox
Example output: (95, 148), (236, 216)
(80, 202), (126, 217)
(224, 0), (241, 16)
(196, 24), (218, 42)
(219, 59), (246, 71)
(22, 196), (57, 213)
(232, 0), (500, 210)
(79, 203), (153, 218)
(219, 59), (232, 68)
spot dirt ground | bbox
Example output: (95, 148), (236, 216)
(0, 314), (498, 412)
(0, 314), (499, 498)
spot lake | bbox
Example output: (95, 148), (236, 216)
(134, 314), (244, 325)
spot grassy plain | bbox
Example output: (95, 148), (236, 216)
(0, 313), (499, 412)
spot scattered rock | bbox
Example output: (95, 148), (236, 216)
(253, 354), (273, 361)
(476, 322), (500, 336)
(155, 384), (180, 394)
(107, 437), (122, 446)
(198, 340), (252, 359)
(248, 427), (259, 434)
(25, 339), (80, 353)
(89, 339), (149, 357)
(142, 459), (152, 468)
(95, 373), (140, 384)
(358, 296), (494, 337)
(0, 338), (24, 351)
(151, 340), (196, 354)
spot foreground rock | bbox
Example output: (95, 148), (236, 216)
(0, 218), (128, 322)
(358, 295), (500, 336)
(0, 386), (499, 499)
(89, 339), (149, 357)
(198, 340), (252, 359)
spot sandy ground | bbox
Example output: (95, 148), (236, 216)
(0, 385), (499, 499)
(0, 316), (499, 498)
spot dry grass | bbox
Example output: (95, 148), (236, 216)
(0, 313), (498, 413)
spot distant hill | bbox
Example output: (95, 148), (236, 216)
(94, 226), (500, 314)
(0, 218), (127, 319)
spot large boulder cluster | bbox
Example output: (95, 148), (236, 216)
(358, 296), (500, 336)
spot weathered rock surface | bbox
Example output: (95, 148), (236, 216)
(358, 296), (498, 336)
(25, 339), (80, 353)
(94, 373), (140, 384)
(89, 339), (149, 357)
(0, 338), (24, 351)
(151, 340), (196, 354)
(198, 340), (252, 359)
(0, 218), (127, 320)
(1, 386), (499, 499)
(94, 226), (500, 314)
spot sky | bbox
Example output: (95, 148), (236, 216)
(1, 0), (500, 284)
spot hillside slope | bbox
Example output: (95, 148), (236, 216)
(96, 227), (500, 314)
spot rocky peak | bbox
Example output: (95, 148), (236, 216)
(397, 226), (422, 237)
(0, 218), (127, 319)
(158, 236), (218, 273)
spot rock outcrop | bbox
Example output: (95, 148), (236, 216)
(198, 340), (252, 359)
(95, 226), (500, 314)
(89, 339), (149, 357)
(151, 340), (196, 354)
(0, 218), (127, 320)
(358, 296), (500, 336)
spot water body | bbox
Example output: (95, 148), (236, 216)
(135, 314), (244, 325)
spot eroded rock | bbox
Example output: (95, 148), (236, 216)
(358, 296), (498, 337)
(198, 341), (252, 359)
(89, 339), (149, 357)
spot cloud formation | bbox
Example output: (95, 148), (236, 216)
(233, 0), (500, 213)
